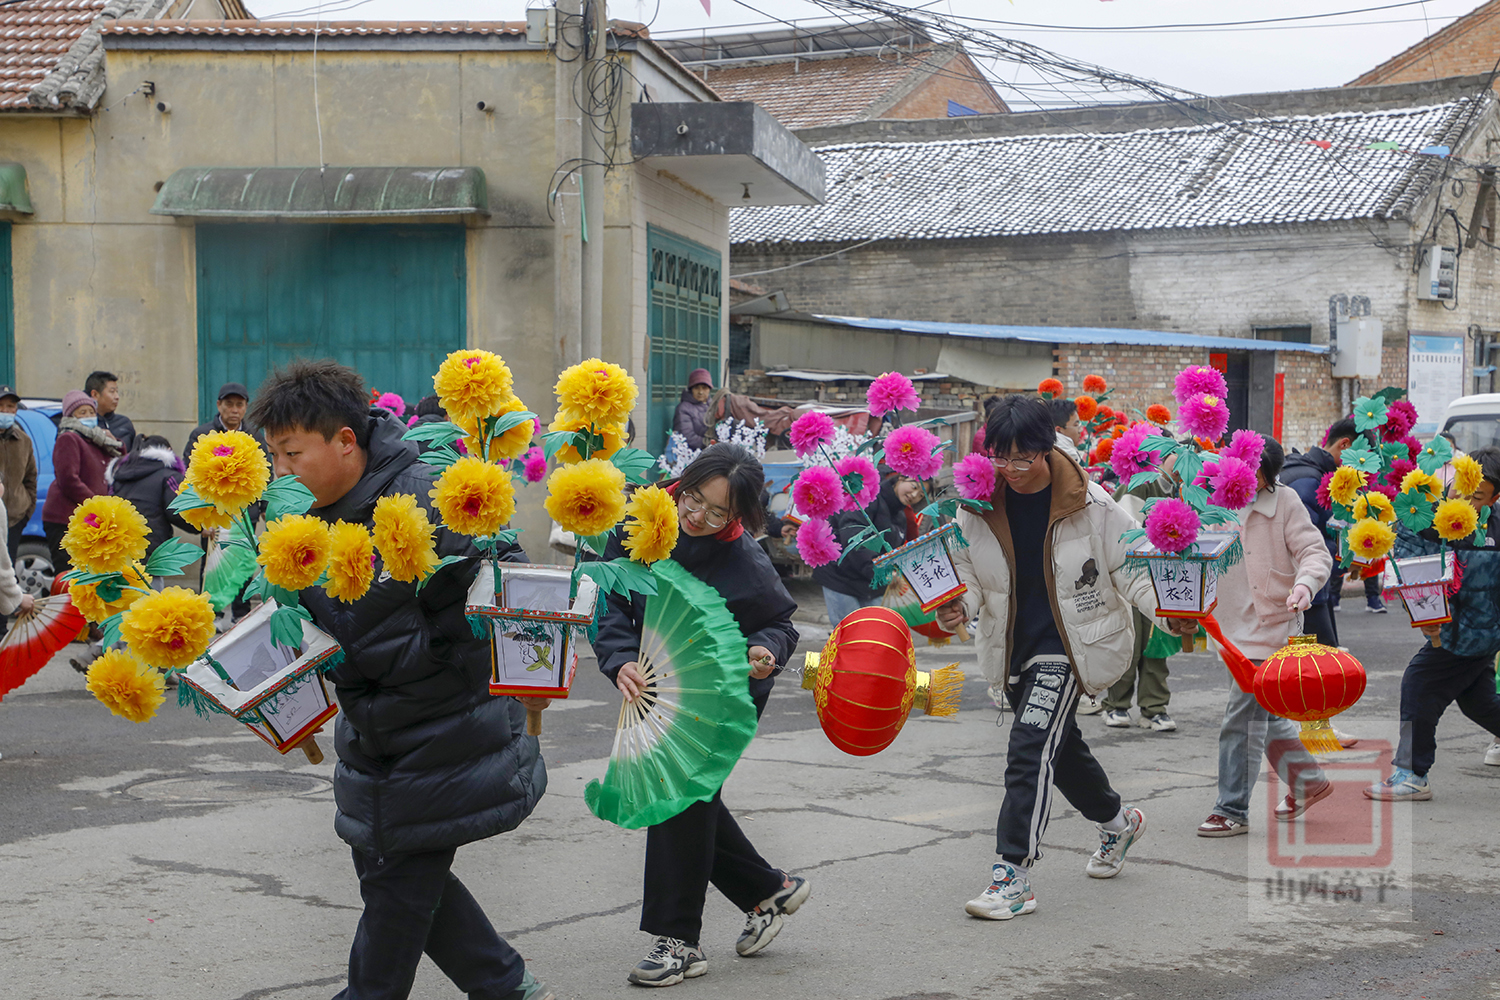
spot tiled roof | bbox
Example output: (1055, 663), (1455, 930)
(0, 0), (175, 111)
(102, 19), (532, 38)
(697, 48), (947, 130)
(732, 97), (1484, 245)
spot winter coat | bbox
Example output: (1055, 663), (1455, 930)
(592, 519), (800, 709)
(0, 421), (36, 528)
(107, 445), (193, 557)
(41, 427), (114, 524)
(673, 390), (711, 450)
(1279, 448), (1340, 605)
(298, 409), (544, 858)
(1054, 430), (1080, 463)
(1214, 486), (1333, 659)
(185, 414), (268, 462)
(0, 529), (22, 615)
(951, 447), (1168, 696)
(812, 479), (909, 601)
(1393, 515), (1500, 659)
(98, 411), (136, 455)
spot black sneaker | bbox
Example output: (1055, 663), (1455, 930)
(628, 937), (707, 987)
(499, 970), (556, 1000)
(735, 872), (811, 956)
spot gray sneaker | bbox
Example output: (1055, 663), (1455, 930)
(965, 861), (1036, 920)
(1140, 713), (1176, 732)
(1103, 709), (1131, 727)
(1087, 806), (1146, 878)
(736, 872), (810, 956)
(628, 937), (707, 987)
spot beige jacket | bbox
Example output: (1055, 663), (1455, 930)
(952, 448), (1170, 696)
(0, 524), (24, 615)
(1215, 485), (1333, 659)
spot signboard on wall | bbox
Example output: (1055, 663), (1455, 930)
(1407, 333), (1466, 436)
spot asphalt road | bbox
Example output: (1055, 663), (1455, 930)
(2, 581), (1499, 1000)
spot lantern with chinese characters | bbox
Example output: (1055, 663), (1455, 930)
(179, 599), (341, 762)
(881, 575), (968, 646)
(1253, 635), (1366, 753)
(1126, 531), (1240, 652)
(1383, 553), (1454, 647)
(871, 522), (967, 613)
(802, 606), (964, 755)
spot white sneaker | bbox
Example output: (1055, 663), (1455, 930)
(1103, 709), (1131, 727)
(1087, 807), (1146, 878)
(964, 862), (1036, 920)
(1140, 713), (1176, 732)
(1076, 694), (1103, 715)
(1485, 742), (1500, 767)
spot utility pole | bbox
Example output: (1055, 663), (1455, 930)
(580, 0), (607, 361)
(554, 0), (584, 372)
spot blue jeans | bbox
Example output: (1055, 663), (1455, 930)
(1213, 679), (1326, 824)
(823, 587), (878, 627)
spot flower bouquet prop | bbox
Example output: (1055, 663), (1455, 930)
(1039, 373), (1125, 462)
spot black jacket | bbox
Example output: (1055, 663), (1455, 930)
(592, 524), (800, 710)
(185, 414), (270, 463)
(107, 445), (193, 556)
(1281, 448), (1340, 605)
(811, 480), (909, 601)
(300, 409), (543, 858)
(98, 411), (135, 455)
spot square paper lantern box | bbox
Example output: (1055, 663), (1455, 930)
(180, 599), (341, 760)
(1382, 552), (1455, 629)
(872, 522), (967, 613)
(1126, 531), (1240, 620)
(466, 562), (598, 700)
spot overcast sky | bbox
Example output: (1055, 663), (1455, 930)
(251, 0), (1489, 101)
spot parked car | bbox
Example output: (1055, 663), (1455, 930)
(1441, 394), (1500, 454)
(14, 398), (60, 598)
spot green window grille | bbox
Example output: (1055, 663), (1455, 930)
(0, 223), (12, 388)
(647, 226), (722, 455)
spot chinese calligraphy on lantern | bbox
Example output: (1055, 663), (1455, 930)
(896, 538), (965, 609)
(1148, 559), (1214, 614)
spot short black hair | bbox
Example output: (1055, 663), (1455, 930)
(1324, 416), (1360, 448)
(249, 359), (371, 448)
(136, 434), (173, 453)
(1468, 446), (1500, 493)
(85, 371), (118, 396)
(677, 443), (765, 535)
(1048, 397), (1077, 429)
(983, 395), (1056, 458)
(415, 394), (445, 419)
(1259, 436), (1285, 486)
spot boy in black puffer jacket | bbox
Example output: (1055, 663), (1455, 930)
(249, 360), (553, 1000)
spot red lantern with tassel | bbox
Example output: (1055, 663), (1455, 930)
(802, 606), (964, 756)
(1253, 635), (1366, 753)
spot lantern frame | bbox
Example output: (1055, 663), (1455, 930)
(871, 522), (967, 613)
(1382, 552), (1454, 630)
(467, 561), (597, 699)
(180, 599), (340, 755)
(1126, 530), (1239, 620)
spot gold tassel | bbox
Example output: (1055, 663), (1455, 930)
(914, 663), (965, 717)
(1298, 718), (1342, 754)
(926, 635), (952, 648)
(801, 651), (821, 691)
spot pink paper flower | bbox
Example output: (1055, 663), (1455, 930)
(834, 455), (880, 510)
(375, 392), (406, 416)
(883, 425), (943, 480)
(795, 517), (842, 568)
(1383, 399), (1418, 440)
(792, 465), (845, 520)
(1197, 454), (1257, 510)
(953, 451), (996, 502)
(406, 414), (420, 428)
(789, 411), (837, 458)
(866, 372), (921, 417)
(1315, 470), (1335, 510)
(1110, 424), (1159, 481)
(1368, 481), (1398, 502)
(1402, 435), (1422, 463)
(1145, 497), (1201, 553)
(1385, 457), (1416, 487)
(522, 447), (548, 484)
(1173, 365), (1228, 405)
(1178, 393), (1229, 442)
(1220, 429), (1265, 468)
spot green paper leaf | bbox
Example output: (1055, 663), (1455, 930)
(143, 537), (204, 578)
(1371, 386), (1408, 405)
(854, 436), (884, 457)
(917, 499), (960, 521)
(956, 498), (993, 513)
(611, 557), (658, 597)
(485, 409), (537, 443)
(1121, 527), (1147, 547)
(100, 612), (124, 650)
(401, 420), (466, 447)
(579, 530), (612, 556)
(1416, 436), (1454, 475)
(415, 554), (469, 592)
(1351, 396), (1389, 433)
(263, 476), (317, 521)
(419, 444), (463, 470)
(269, 603), (311, 649)
(167, 483), (215, 514)
(1173, 450), (1205, 487)
(95, 576), (125, 604)
(541, 429), (578, 463)
(1181, 483), (1210, 511)
(1199, 506), (1240, 525)
(609, 448), (657, 485)
(1127, 470), (1160, 492)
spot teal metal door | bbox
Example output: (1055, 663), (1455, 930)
(0, 222), (12, 388)
(647, 226), (722, 455)
(195, 224), (466, 420)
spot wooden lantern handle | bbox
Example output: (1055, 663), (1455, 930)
(300, 735), (324, 765)
(527, 707), (543, 735)
(1181, 633), (1195, 654)
(955, 620), (971, 643)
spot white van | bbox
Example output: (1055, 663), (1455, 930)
(1441, 394), (1500, 452)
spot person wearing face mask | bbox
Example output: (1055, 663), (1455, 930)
(41, 390), (122, 573)
(0, 386), (37, 566)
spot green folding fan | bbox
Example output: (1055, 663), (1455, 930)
(585, 558), (760, 829)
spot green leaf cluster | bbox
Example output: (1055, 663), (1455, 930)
(581, 557), (658, 598)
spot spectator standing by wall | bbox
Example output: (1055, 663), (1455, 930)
(107, 435), (194, 560)
(86, 370), (135, 455)
(0, 385), (37, 565)
(185, 382), (259, 457)
(673, 369), (715, 452)
(41, 391), (121, 573)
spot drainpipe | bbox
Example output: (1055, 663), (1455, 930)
(554, 0), (584, 370)
(580, 0), (607, 361)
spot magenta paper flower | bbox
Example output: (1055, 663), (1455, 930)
(375, 392), (406, 416)
(795, 517), (842, 568)
(1220, 429), (1265, 468)
(1197, 454), (1257, 510)
(1110, 424), (1159, 481)
(1401, 435), (1422, 463)
(953, 451), (996, 502)
(522, 447), (548, 484)
(792, 464), (845, 520)
(1173, 365), (1227, 405)
(1368, 481), (1398, 502)
(1315, 470), (1335, 510)
(1145, 497), (1201, 553)
(883, 425), (943, 480)
(834, 455), (880, 510)
(1179, 393), (1229, 442)
(789, 411), (837, 458)
(866, 371), (921, 417)
(406, 414), (420, 428)
(1385, 457), (1416, 487)
(1383, 399), (1418, 440)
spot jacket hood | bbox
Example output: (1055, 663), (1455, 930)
(318, 409), (422, 523)
(108, 445), (182, 486)
(1282, 447), (1337, 477)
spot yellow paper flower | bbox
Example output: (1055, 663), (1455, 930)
(1400, 468), (1442, 502)
(1347, 518), (1396, 561)
(434, 349), (514, 424)
(70, 562), (151, 624)
(187, 429), (270, 513)
(1327, 466), (1367, 508)
(325, 521), (375, 603)
(548, 411), (625, 464)
(622, 485), (679, 563)
(544, 458), (627, 537)
(257, 514), (333, 591)
(175, 480), (235, 531)
(120, 586), (216, 670)
(1453, 453), (1484, 497)
(1434, 497), (1479, 542)
(554, 358), (638, 428)
(86, 648), (165, 724)
(61, 496), (150, 574)
(1352, 492), (1396, 524)
(373, 493), (440, 583)
(431, 456), (516, 537)
(455, 396), (535, 462)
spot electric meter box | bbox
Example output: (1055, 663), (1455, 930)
(1333, 316), (1383, 379)
(1418, 246), (1457, 301)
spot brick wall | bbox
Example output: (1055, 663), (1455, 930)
(1277, 352), (1341, 452)
(1350, 3), (1500, 87)
(731, 371), (1011, 409)
(880, 51), (1007, 119)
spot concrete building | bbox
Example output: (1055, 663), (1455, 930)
(730, 75), (1500, 448)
